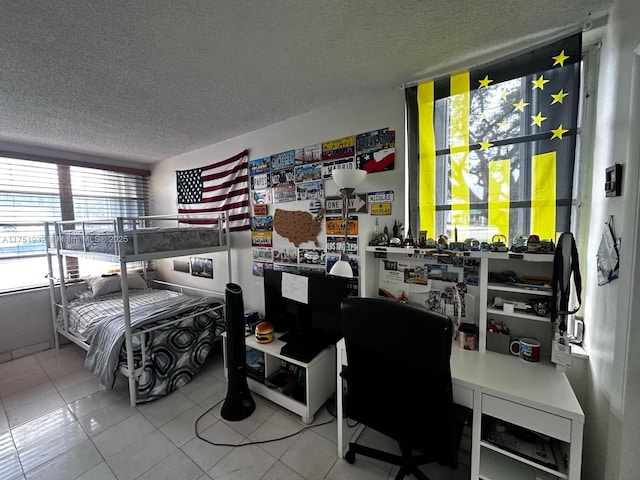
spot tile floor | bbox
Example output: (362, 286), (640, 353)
(0, 344), (470, 480)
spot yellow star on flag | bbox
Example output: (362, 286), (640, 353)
(497, 120), (510, 131)
(479, 141), (494, 151)
(513, 99), (529, 112)
(552, 50), (570, 67)
(481, 112), (488, 121)
(478, 75), (493, 88)
(532, 75), (550, 90)
(531, 112), (547, 127)
(551, 124), (569, 139)
(500, 90), (509, 101)
(551, 89), (569, 105)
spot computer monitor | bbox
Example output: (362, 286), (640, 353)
(308, 274), (349, 343)
(263, 269), (349, 342)
(263, 269), (305, 332)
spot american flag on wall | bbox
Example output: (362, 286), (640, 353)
(176, 150), (251, 232)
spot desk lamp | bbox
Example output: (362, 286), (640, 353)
(329, 168), (367, 278)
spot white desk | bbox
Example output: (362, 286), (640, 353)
(336, 338), (584, 480)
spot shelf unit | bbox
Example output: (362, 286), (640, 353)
(479, 252), (555, 359)
(222, 332), (336, 424)
(363, 247), (556, 354)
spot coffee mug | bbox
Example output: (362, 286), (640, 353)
(509, 337), (541, 362)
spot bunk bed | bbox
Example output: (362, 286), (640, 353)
(45, 214), (231, 406)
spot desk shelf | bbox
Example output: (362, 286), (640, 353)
(222, 332), (336, 424)
(479, 447), (564, 480)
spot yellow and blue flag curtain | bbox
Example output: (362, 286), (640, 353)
(406, 33), (581, 245)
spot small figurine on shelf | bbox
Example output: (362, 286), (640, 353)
(403, 227), (416, 247)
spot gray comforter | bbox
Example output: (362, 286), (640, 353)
(85, 294), (223, 388)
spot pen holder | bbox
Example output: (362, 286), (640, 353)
(457, 323), (478, 351)
(486, 331), (511, 355)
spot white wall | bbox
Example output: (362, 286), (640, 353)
(151, 87), (406, 313)
(581, 0), (640, 477)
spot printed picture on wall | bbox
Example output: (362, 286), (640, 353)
(295, 144), (321, 165)
(252, 261), (273, 277)
(296, 180), (324, 201)
(270, 150), (295, 170)
(190, 257), (213, 279)
(270, 168), (295, 187)
(356, 128), (396, 173)
(272, 185), (296, 203)
(322, 135), (355, 161)
(251, 216), (273, 231)
(249, 156), (270, 175)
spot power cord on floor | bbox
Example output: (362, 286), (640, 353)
(194, 396), (336, 448)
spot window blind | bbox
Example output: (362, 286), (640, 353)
(0, 157), (149, 292)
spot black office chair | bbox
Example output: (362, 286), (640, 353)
(340, 297), (470, 480)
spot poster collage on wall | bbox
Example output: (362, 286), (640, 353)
(249, 128), (396, 295)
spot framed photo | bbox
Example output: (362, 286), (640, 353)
(190, 257), (213, 279)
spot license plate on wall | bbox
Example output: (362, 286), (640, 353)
(370, 203), (391, 215)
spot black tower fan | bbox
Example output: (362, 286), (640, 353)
(221, 283), (256, 421)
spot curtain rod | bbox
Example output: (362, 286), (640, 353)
(400, 16), (607, 90)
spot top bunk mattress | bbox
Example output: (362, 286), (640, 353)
(57, 226), (223, 256)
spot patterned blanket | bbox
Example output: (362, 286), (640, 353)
(83, 293), (224, 402)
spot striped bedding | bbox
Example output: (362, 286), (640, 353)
(64, 289), (224, 403)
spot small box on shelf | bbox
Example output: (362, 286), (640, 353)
(486, 331), (511, 355)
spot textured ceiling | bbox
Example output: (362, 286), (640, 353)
(0, 0), (611, 164)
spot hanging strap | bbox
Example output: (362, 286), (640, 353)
(551, 232), (582, 331)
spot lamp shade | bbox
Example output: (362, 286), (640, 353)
(332, 169), (366, 190)
(329, 258), (353, 278)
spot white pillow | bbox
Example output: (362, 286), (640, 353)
(85, 272), (148, 297)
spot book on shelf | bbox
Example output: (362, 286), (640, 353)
(482, 416), (558, 470)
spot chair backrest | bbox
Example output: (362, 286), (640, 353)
(341, 297), (456, 464)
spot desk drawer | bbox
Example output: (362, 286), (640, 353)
(482, 394), (571, 442)
(453, 385), (473, 409)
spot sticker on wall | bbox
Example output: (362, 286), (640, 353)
(308, 199), (322, 214)
(253, 204), (268, 216)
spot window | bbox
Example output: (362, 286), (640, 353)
(406, 33), (582, 245)
(0, 158), (148, 292)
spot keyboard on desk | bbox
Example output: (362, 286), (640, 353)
(279, 332), (331, 363)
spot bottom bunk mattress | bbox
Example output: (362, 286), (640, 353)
(60, 289), (224, 403)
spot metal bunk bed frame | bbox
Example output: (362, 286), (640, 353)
(45, 213), (232, 407)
